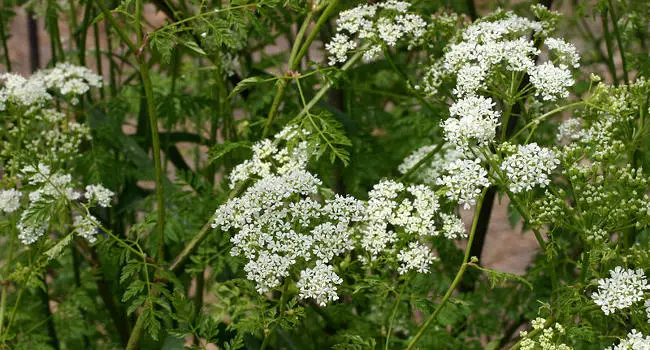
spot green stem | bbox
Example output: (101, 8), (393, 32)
(607, 0), (629, 84)
(296, 49), (365, 120)
(293, 0), (340, 68)
(397, 142), (445, 182)
(601, 8), (618, 85)
(0, 5), (11, 72)
(385, 281), (408, 350)
(169, 221), (212, 272)
(134, 0), (166, 260)
(125, 308), (146, 350)
(93, 8), (105, 100)
(262, 0), (339, 138)
(0, 215), (16, 335)
(406, 191), (487, 349)
(94, 0), (137, 53)
(509, 101), (585, 140)
(260, 281), (290, 350)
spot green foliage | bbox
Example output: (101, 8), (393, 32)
(1, 0), (650, 349)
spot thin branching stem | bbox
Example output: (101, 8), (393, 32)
(262, 0), (340, 138)
(407, 190), (487, 349)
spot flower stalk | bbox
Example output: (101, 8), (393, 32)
(406, 190), (486, 349)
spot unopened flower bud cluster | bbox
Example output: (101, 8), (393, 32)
(519, 318), (572, 350)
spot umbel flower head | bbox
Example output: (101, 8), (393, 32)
(591, 266), (650, 315)
(0, 189), (22, 213)
(326, 1), (427, 65)
(439, 7), (577, 101)
(437, 158), (490, 209)
(500, 143), (560, 193)
(606, 329), (650, 350)
(213, 127), (363, 305)
(16, 163), (112, 245)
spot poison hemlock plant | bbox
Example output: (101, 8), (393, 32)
(1, 0), (650, 349)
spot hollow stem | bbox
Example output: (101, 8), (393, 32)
(262, 0), (339, 138)
(406, 190), (487, 349)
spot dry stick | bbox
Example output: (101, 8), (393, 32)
(406, 191), (487, 350)
(262, 0), (340, 138)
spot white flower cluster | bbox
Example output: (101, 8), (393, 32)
(358, 180), (465, 274)
(545, 37), (580, 68)
(439, 213), (467, 239)
(0, 73), (51, 110)
(556, 118), (582, 143)
(591, 267), (650, 315)
(437, 158), (490, 209)
(359, 181), (438, 259)
(85, 185), (114, 207)
(440, 9), (576, 102)
(500, 143), (559, 193)
(213, 128), (363, 304)
(0, 189), (22, 213)
(606, 329), (650, 350)
(443, 11), (542, 96)
(0, 63), (101, 110)
(327, 1), (427, 65)
(443, 95), (501, 149)
(528, 62), (574, 101)
(34, 62), (102, 105)
(16, 163), (112, 245)
(227, 126), (310, 189)
(519, 318), (572, 350)
(396, 241), (437, 275)
(297, 262), (344, 307)
(18, 109), (92, 164)
(397, 144), (463, 185)
(73, 214), (99, 243)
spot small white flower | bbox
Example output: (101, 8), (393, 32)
(440, 213), (466, 239)
(607, 329), (650, 350)
(591, 266), (650, 315)
(443, 95), (501, 148)
(377, 0), (410, 13)
(0, 189), (22, 213)
(545, 37), (580, 68)
(528, 62), (574, 101)
(556, 119), (582, 143)
(501, 143), (559, 193)
(531, 317), (546, 330)
(396, 241), (437, 275)
(297, 262), (343, 306)
(73, 214), (98, 243)
(85, 184), (114, 207)
(325, 33), (358, 66)
(437, 158), (490, 209)
(17, 210), (48, 245)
